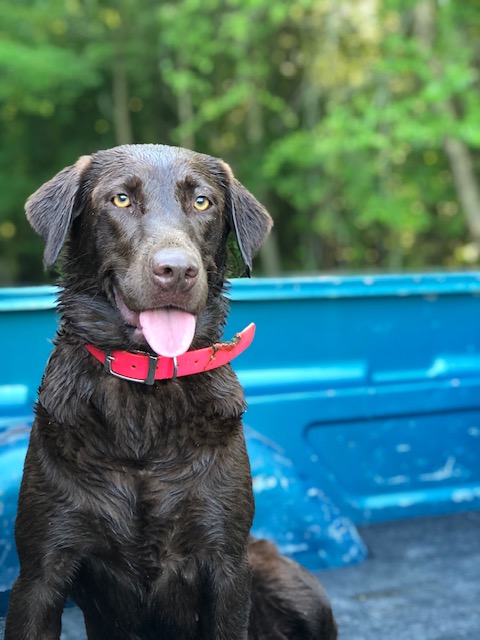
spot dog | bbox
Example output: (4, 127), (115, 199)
(5, 144), (337, 639)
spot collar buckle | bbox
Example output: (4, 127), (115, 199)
(104, 352), (158, 385)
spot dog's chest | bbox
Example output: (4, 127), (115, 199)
(89, 463), (207, 544)
(48, 374), (253, 597)
(83, 447), (251, 571)
(77, 461), (250, 619)
(71, 470), (219, 631)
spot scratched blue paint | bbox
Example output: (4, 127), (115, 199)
(246, 427), (367, 569)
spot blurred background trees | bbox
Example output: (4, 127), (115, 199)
(1, 0), (480, 283)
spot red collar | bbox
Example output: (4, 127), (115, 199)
(85, 323), (255, 384)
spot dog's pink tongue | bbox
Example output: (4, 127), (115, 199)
(139, 309), (196, 357)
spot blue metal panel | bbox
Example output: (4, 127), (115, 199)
(226, 274), (480, 524)
(0, 287), (59, 413)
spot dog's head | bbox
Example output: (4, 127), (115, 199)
(25, 144), (272, 354)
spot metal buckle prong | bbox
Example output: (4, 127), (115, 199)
(171, 356), (178, 381)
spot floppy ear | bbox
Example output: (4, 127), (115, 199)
(25, 155), (92, 268)
(222, 164), (273, 276)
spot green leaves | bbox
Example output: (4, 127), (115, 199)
(1, 0), (480, 282)
(0, 41), (99, 109)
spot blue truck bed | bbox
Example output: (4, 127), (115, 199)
(2, 274), (480, 636)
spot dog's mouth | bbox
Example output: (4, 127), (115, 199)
(115, 290), (196, 357)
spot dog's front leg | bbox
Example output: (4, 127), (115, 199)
(4, 562), (76, 640)
(206, 558), (252, 640)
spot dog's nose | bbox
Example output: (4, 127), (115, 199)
(152, 248), (199, 291)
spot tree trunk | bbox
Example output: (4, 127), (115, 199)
(444, 137), (480, 240)
(112, 47), (133, 145)
(176, 59), (195, 150)
(245, 70), (281, 275)
(414, 0), (480, 243)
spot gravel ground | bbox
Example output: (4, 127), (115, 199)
(1, 511), (479, 639)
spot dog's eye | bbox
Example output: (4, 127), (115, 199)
(193, 196), (211, 212)
(112, 194), (132, 208)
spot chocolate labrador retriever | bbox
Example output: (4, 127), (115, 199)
(5, 144), (336, 639)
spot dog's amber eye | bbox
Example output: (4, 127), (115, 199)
(193, 196), (211, 212)
(112, 194), (131, 208)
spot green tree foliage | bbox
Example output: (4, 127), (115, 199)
(1, 0), (480, 283)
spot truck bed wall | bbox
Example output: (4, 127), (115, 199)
(1, 274), (480, 597)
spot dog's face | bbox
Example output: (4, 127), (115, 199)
(25, 144), (272, 355)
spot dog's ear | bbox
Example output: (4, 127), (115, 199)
(222, 163), (273, 276)
(25, 155), (92, 268)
